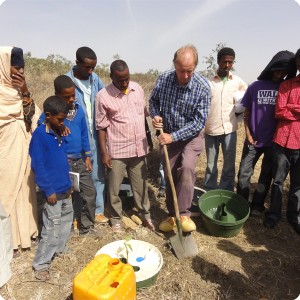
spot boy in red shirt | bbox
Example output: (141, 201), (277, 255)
(264, 48), (300, 234)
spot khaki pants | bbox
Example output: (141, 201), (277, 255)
(107, 156), (150, 225)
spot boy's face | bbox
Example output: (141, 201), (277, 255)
(217, 55), (234, 77)
(111, 68), (130, 92)
(56, 86), (76, 109)
(46, 112), (67, 132)
(271, 69), (288, 82)
(75, 58), (97, 80)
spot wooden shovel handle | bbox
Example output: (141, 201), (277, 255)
(159, 128), (180, 220)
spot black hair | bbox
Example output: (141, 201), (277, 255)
(11, 47), (24, 67)
(295, 48), (300, 60)
(217, 47), (235, 61)
(110, 60), (128, 73)
(173, 44), (198, 66)
(76, 46), (97, 62)
(54, 75), (74, 94)
(43, 96), (69, 115)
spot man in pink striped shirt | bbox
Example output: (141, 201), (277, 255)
(95, 60), (154, 232)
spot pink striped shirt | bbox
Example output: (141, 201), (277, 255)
(95, 82), (148, 159)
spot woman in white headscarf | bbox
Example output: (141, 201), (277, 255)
(0, 46), (40, 258)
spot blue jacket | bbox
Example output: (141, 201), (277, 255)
(38, 104), (91, 159)
(66, 67), (104, 151)
(30, 124), (71, 197)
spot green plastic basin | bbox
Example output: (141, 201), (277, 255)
(199, 189), (250, 238)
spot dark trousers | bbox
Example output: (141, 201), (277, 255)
(69, 158), (96, 234)
(161, 132), (204, 216)
(266, 143), (300, 225)
(237, 144), (273, 211)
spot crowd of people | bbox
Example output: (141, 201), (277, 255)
(0, 44), (299, 283)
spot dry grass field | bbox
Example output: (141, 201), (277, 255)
(0, 57), (299, 300)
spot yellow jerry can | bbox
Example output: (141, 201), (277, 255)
(73, 254), (136, 300)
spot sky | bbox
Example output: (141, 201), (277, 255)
(0, 0), (299, 83)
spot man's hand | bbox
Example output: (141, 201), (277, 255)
(47, 193), (58, 204)
(102, 152), (112, 169)
(152, 116), (163, 128)
(85, 156), (93, 172)
(159, 132), (173, 145)
(11, 72), (28, 94)
(246, 134), (257, 146)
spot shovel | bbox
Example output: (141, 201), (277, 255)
(159, 129), (198, 259)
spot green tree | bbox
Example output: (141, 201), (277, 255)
(200, 42), (226, 78)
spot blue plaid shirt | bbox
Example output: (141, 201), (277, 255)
(149, 70), (211, 141)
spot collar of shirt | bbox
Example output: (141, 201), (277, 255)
(172, 70), (195, 91)
(109, 82), (136, 98)
(294, 75), (300, 82)
(45, 123), (63, 145)
(213, 71), (234, 81)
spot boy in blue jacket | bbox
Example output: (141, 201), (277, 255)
(39, 75), (97, 236)
(30, 96), (73, 281)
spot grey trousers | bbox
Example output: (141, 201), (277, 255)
(69, 158), (96, 234)
(107, 156), (151, 225)
(237, 144), (273, 211)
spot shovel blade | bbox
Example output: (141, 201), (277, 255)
(169, 233), (198, 260)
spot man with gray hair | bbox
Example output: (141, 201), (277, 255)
(150, 44), (211, 233)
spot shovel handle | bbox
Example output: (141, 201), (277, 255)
(159, 129), (180, 221)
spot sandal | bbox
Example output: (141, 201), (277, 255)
(35, 269), (50, 281)
(13, 249), (21, 258)
(31, 238), (39, 247)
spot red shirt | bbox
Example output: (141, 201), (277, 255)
(273, 75), (300, 149)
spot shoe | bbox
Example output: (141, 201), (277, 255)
(292, 223), (300, 234)
(190, 201), (201, 217)
(35, 268), (50, 281)
(263, 218), (277, 229)
(250, 209), (264, 217)
(111, 223), (123, 232)
(142, 218), (155, 230)
(80, 228), (101, 237)
(95, 214), (109, 224)
(13, 249), (21, 258)
(159, 217), (176, 232)
(158, 187), (165, 198)
(180, 216), (196, 233)
(31, 238), (39, 248)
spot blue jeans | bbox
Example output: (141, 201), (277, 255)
(90, 137), (106, 215)
(205, 132), (237, 191)
(237, 144), (273, 211)
(266, 143), (300, 225)
(33, 195), (73, 271)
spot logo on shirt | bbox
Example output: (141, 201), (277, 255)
(257, 90), (278, 105)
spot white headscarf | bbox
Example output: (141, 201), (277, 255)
(0, 46), (23, 126)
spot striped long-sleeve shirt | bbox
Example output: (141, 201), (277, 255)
(149, 70), (211, 141)
(95, 81), (148, 159)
